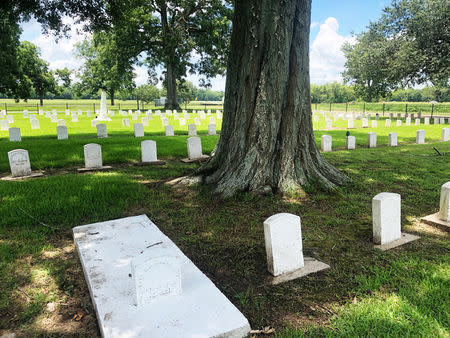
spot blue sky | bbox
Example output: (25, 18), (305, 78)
(20, 1), (390, 90)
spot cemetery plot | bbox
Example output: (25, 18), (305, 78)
(73, 215), (251, 338)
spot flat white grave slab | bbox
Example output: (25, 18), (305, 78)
(73, 215), (251, 338)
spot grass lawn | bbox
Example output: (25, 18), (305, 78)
(0, 111), (449, 336)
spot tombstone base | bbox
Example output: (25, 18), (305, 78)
(181, 155), (210, 163)
(134, 160), (166, 166)
(421, 213), (450, 232)
(1, 171), (44, 181)
(373, 232), (420, 251)
(77, 166), (112, 173)
(270, 257), (330, 285)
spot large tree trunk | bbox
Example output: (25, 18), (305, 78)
(165, 62), (180, 109)
(110, 89), (115, 106)
(198, 0), (348, 197)
(39, 94), (44, 106)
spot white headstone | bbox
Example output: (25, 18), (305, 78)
(346, 136), (356, 150)
(434, 118), (439, 125)
(91, 119), (98, 127)
(372, 192), (402, 245)
(122, 118), (130, 127)
(415, 118), (420, 126)
(442, 128), (449, 142)
(195, 117), (201, 125)
(209, 116), (216, 124)
(141, 140), (158, 163)
(165, 125), (174, 136)
(368, 132), (377, 148)
(396, 119), (402, 127)
(385, 119), (391, 127)
(263, 213), (303, 276)
(321, 135), (332, 152)
(57, 126), (68, 140)
(187, 137), (203, 159)
(208, 124), (216, 136)
(405, 117), (411, 126)
(416, 130), (425, 144)
(424, 117), (430, 125)
(9, 127), (21, 142)
(371, 120), (377, 128)
(388, 132), (398, 147)
(440, 118), (445, 124)
(188, 124), (197, 136)
(99, 91), (108, 120)
(141, 117), (149, 126)
(84, 143), (103, 168)
(72, 115), (79, 122)
(179, 118), (186, 126)
(97, 124), (107, 138)
(325, 119), (332, 130)
(57, 119), (66, 126)
(134, 123), (144, 137)
(8, 149), (31, 177)
(6, 115), (14, 123)
(347, 119), (354, 129)
(0, 119), (9, 131)
(30, 119), (40, 130)
(161, 117), (169, 127)
(439, 182), (450, 222)
(362, 118), (368, 128)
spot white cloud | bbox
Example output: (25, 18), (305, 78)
(133, 66), (149, 86)
(22, 17), (89, 71)
(309, 17), (355, 84)
(310, 22), (319, 29)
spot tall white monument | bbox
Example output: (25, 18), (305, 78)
(97, 91), (111, 121)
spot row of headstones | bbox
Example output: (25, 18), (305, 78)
(6, 137), (207, 177)
(321, 128), (450, 151)
(5, 122), (218, 142)
(323, 117), (450, 130)
(265, 185), (449, 277)
(314, 111), (444, 122)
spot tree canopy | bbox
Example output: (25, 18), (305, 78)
(75, 31), (135, 105)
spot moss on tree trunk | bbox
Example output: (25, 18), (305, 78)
(198, 0), (348, 197)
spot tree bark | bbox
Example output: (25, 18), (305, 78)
(198, 0), (348, 197)
(165, 61), (180, 109)
(110, 89), (115, 106)
(39, 94), (43, 106)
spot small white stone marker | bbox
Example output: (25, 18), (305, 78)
(57, 126), (68, 140)
(439, 182), (450, 222)
(84, 143), (103, 168)
(371, 120), (377, 128)
(122, 118), (130, 127)
(165, 125), (174, 136)
(97, 124), (107, 138)
(326, 120), (332, 130)
(134, 123), (144, 137)
(141, 117), (149, 126)
(385, 119), (391, 127)
(194, 117), (201, 125)
(440, 118), (445, 124)
(7, 115), (14, 123)
(91, 119), (98, 127)
(415, 118), (420, 126)
(424, 117), (430, 125)
(396, 119), (402, 126)
(71, 115), (79, 122)
(368, 132), (377, 148)
(161, 117), (169, 127)
(0, 119), (9, 131)
(57, 119), (66, 126)
(208, 123), (216, 135)
(9, 127), (21, 142)
(321, 135), (332, 152)
(347, 119), (354, 129)
(405, 117), (411, 126)
(362, 118), (368, 128)
(346, 136), (356, 150)
(188, 124), (197, 136)
(179, 118), (186, 126)
(416, 130), (425, 144)
(264, 213), (303, 276)
(187, 137), (203, 159)
(372, 193), (401, 245)
(442, 128), (449, 142)
(434, 118), (439, 125)
(31, 119), (40, 130)
(72, 215), (251, 338)
(8, 149), (31, 177)
(140, 140), (163, 164)
(389, 132), (398, 147)
(263, 213), (330, 284)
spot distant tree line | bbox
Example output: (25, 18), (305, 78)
(311, 83), (450, 103)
